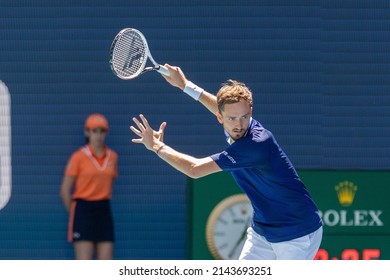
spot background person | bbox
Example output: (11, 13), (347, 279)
(60, 113), (118, 260)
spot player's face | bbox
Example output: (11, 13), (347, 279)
(217, 99), (252, 141)
(86, 128), (107, 147)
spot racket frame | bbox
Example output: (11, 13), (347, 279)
(109, 28), (169, 80)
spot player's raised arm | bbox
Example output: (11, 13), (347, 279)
(162, 64), (218, 115)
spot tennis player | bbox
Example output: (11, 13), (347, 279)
(60, 113), (118, 260)
(130, 65), (322, 260)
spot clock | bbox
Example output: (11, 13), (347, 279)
(205, 194), (253, 260)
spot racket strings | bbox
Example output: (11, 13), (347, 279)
(112, 32), (147, 78)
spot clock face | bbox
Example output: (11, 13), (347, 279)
(206, 194), (253, 260)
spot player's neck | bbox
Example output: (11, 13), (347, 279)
(89, 143), (105, 157)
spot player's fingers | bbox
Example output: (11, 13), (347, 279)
(130, 125), (142, 136)
(131, 139), (142, 144)
(132, 117), (145, 132)
(162, 64), (179, 84)
(158, 122), (167, 142)
(159, 122), (167, 133)
(176, 66), (184, 76)
(165, 64), (182, 77)
(164, 63), (175, 71)
(139, 114), (151, 129)
(165, 64), (181, 73)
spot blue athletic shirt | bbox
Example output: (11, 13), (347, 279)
(210, 118), (322, 242)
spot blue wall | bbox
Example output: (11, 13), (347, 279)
(0, 1), (389, 259)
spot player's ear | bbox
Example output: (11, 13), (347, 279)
(216, 111), (223, 124)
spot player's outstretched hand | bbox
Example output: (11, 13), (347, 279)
(130, 114), (166, 152)
(154, 121), (166, 143)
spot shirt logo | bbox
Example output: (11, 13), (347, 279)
(223, 151), (236, 164)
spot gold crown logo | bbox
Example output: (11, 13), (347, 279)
(335, 181), (358, 207)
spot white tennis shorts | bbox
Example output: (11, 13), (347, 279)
(239, 226), (323, 260)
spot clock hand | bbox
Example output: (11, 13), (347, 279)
(228, 217), (251, 259)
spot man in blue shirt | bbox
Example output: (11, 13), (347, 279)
(130, 64), (323, 259)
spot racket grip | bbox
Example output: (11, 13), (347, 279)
(157, 65), (170, 76)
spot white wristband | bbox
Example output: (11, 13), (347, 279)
(183, 81), (203, 101)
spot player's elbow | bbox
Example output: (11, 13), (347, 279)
(186, 169), (202, 179)
(187, 163), (212, 179)
(186, 157), (218, 179)
(186, 165), (205, 179)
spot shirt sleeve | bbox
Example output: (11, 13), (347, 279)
(211, 138), (269, 171)
(64, 152), (79, 177)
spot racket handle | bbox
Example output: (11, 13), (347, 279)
(157, 65), (170, 76)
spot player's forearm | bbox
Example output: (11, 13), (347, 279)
(198, 90), (218, 115)
(154, 144), (206, 179)
(183, 82), (218, 115)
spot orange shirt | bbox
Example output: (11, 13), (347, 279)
(65, 145), (118, 201)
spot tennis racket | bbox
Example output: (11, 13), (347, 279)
(109, 28), (170, 80)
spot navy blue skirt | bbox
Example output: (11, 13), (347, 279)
(68, 199), (114, 243)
